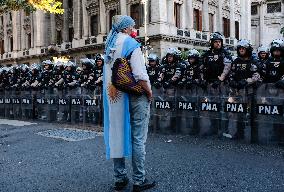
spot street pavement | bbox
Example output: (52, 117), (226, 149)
(0, 120), (284, 192)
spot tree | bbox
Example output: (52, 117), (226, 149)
(0, 0), (64, 14)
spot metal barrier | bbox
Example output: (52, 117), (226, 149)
(0, 84), (283, 145)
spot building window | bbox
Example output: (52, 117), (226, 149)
(223, 17), (230, 38)
(0, 16), (3, 25)
(68, 28), (74, 42)
(10, 37), (13, 52)
(90, 15), (99, 36)
(209, 13), (214, 33)
(193, 9), (202, 31)
(267, 2), (281, 13)
(130, 3), (143, 28)
(109, 9), (117, 31)
(27, 34), (31, 49)
(174, 3), (181, 28)
(0, 40), (4, 54)
(235, 21), (239, 40)
(9, 12), (12, 21)
(56, 30), (62, 45)
(68, 0), (73, 8)
(251, 5), (258, 15)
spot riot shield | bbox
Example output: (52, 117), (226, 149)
(82, 87), (101, 127)
(35, 90), (48, 121)
(46, 88), (58, 122)
(0, 90), (5, 118)
(197, 84), (227, 137)
(221, 87), (249, 141)
(21, 90), (33, 120)
(57, 88), (70, 123)
(4, 90), (13, 119)
(69, 87), (83, 124)
(175, 86), (198, 135)
(151, 87), (176, 134)
(255, 84), (284, 145)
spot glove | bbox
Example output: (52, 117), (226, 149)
(163, 81), (171, 89)
(177, 81), (185, 88)
(275, 80), (284, 89)
(186, 81), (193, 89)
(211, 80), (221, 89)
(237, 79), (248, 89)
(153, 81), (162, 89)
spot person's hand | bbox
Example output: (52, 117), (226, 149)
(218, 74), (225, 81)
(146, 90), (153, 102)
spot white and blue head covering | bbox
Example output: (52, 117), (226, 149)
(104, 15), (136, 63)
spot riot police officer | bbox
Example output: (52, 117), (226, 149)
(41, 60), (54, 89)
(201, 32), (232, 88)
(54, 61), (65, 88)
(256, 45), (270, 81)
(229, 39), (261, 90)
(62, 61), (79, 89)
(263, 39), (284, 87)
(29, 64), (42, 90)
(179, 49), (202, 89)
(19, 64), (32, 90)
(146, 53), (160, 86)
(155, 48), (184, 89)
(94, 54), (104, 87)
(79, 58), (95, 90)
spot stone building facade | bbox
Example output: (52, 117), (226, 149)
(251, 0), (284, 48)
(0, 0), (251, 65)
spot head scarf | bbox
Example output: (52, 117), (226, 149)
(104, 15), (135, 63)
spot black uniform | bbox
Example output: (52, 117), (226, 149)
(263, 57), (284, 83)
(201, 48), (232, 84)
(229, 57), (260, 89)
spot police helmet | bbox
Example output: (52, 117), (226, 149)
(95, 54), (104, 63)
(147, 53), (159, 62)
(30, 63), (41, 71)
(187, 49), (200, 59)
(237, 39), (253, 56)
(80, 58), (95, 69)
(270, 39), (284, 55)
(210, 32), (224, 46)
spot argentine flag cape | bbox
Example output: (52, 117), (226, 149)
(103, 33), (140, 159)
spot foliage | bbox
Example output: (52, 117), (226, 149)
(0, 0), (64, 14)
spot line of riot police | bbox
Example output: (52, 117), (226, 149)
(146, 33), (284, 91)
(0, 54), (104, 91)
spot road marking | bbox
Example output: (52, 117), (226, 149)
(37, 128), (101, 141)
(0, 119), (37, 127)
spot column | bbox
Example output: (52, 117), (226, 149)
(186, 0), (194, 29)
(150, 0), (167, 23)
(240, 0), (246, 39)
(50, 14), (56, 44)
(120, 0), (127, 15)
(63, 0), (69, 42)
(82, 0), (89, 38)
(12, 11), (21, 51)
(99, 0), (107, 35)
(73, 0), (82, 39)
(246, 0), (251, 41)
(259, 3), (265, 45)
(202, 0), (209, 32)
(181, 2), (186, 29)
(3, 14), (9, 52)
(217, 0), (223, 34)
(167, 0), (174, 25)
(33, 10), (46, 47)
(229, 0), (235, 38)
(21, 11), (26, 50)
